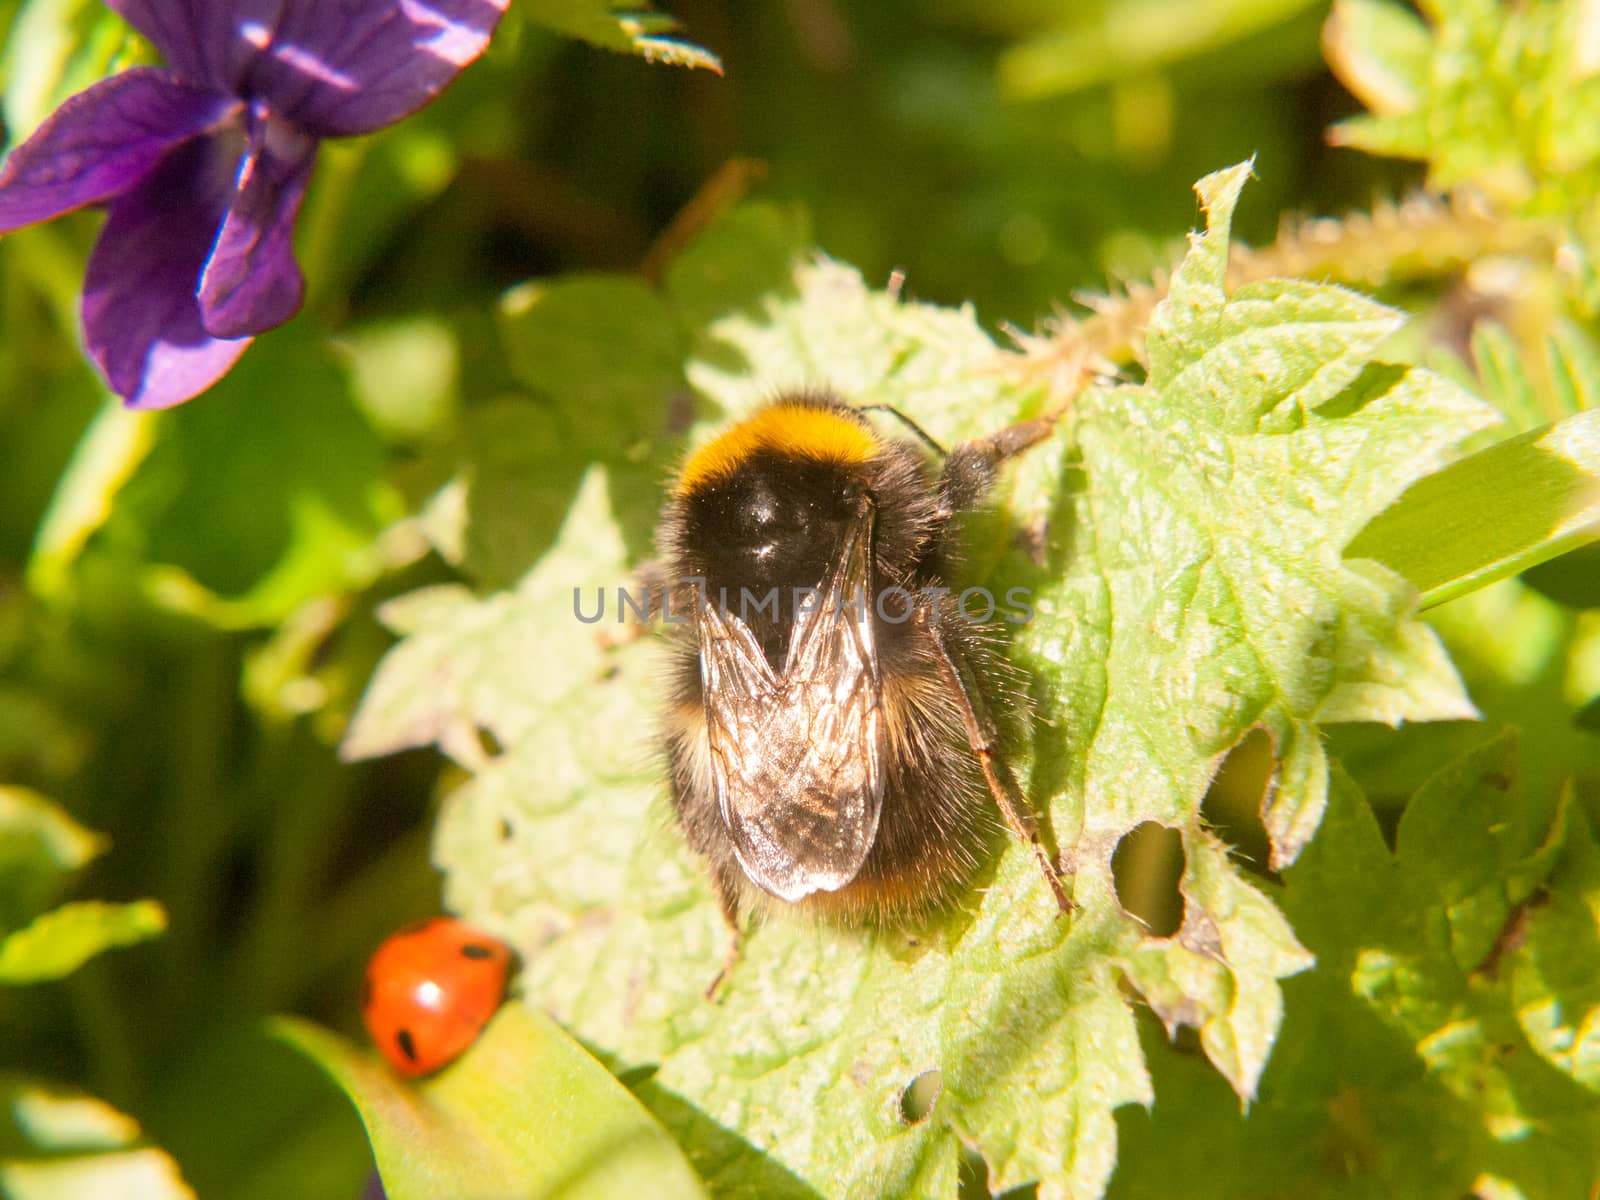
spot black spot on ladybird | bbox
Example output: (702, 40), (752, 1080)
(460, 943), (494, 960)
(396, 1028), (418, 1063)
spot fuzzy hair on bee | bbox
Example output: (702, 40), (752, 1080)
(656, 390), (1070, 931)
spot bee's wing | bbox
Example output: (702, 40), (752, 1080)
(698, 507), (883, 901)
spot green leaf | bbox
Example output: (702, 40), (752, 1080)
(1347, 408), (1600, 608)
(353, 271), (1152, 1197)
(276, 1006), (709, 1200)
(0, 786), (105, 932)
(348, 165), (1499, 1197)
(477, 276), (688, 584)
(1330, 735), (1600, 1183)
(1442, 318), (1600, 437)
(998, 0), (1322, 98)
(980, 162), (1495, 1139)
(334, 317), (461, 446)
(520, 0), (722, 73)
(1322, 0), (1433, 116)
(26, 403), (156, 604)
(0, 1079), (195, 1200)
(4, 1082), (142, 1153)
(137, 1025), (372, 1200)
(0, 898), (165, 984)
(1111, 749), (1600, 1199)
(1547, 320), (1600, 416)
(1325, 0), (1600, 240)
(1376, 575), (1600, 826)
(1038, 158), (1492, 862)
(413, 205), (808, 593)
(0, 1152), (195, 1200)
(1465, 322), (1549, 433)
(90, 336), (402, 628)
(1397, 320), (1600, 609)
(1335, 735), (1600, 1180)
(1511, 795), (1600, 1092)
(0, 0), (149, 141)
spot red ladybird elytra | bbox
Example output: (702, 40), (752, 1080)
(361, 917), (513, 1077)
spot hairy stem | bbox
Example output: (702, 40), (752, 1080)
(1009, 190), (1568, 403)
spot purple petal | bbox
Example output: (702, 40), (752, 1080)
(198, 116), (317, 339)
(0, 68), (237, 233)
(103, 1), (282, 93)
(82, 135), (251, 409)
(248, 0), (510, 136)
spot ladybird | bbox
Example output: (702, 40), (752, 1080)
(360, 917), (512, 1077)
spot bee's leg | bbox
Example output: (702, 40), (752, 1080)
(927, 619), (1073, 915)
(703, 873), (745, 1001)
(938, 412), (1061, 515)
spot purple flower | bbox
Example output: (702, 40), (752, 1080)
(0, 1), (508, 408)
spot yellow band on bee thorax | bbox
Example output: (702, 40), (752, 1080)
(676, 403), (880, 495)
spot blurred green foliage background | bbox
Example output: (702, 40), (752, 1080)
(0, 0), (1595, 1197)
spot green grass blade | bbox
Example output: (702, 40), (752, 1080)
(276, 1007), (709, 1200)
(1347, 409), (1600, 608)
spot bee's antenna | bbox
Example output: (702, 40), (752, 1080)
(855, 404), (948, 458)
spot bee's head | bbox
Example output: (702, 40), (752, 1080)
(670, 395), (875, 580)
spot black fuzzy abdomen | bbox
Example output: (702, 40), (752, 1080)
(662, 606), (1001, 925)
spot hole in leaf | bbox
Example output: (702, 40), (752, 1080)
(1170, 1022), (1204, 1057)
(899, 1069), (941, 1124)
(475, 725), (506, 759)
(1200, 728), (1275, 875)
(1111, 822), (1185, 937)
(956, 1145), (989, 1200)
(955, 1142), (1039, 1198)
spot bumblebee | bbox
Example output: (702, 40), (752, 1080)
(658, 391), (1070, 930)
